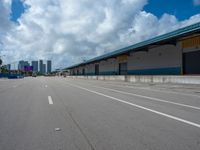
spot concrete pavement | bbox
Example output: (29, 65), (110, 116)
(0, 77), (200, 150)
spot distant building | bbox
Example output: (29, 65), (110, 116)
(47, 60), (52, 74)
(43, 64), (46, 74)
(32, 61), (38, 73)
(18, 61), (23, 70)
(18, 61), (30, 71)
(39, 60), (43, 74)
(6, 64), (11, 70)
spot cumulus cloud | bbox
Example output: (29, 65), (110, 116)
(1, 0), (200, 69)
(0, 0), (12, 39)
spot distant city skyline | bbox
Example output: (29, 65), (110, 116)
(15, 59), (52, 74)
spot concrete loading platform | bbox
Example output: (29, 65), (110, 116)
(68, 75), (200, 85)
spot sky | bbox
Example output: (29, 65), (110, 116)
(10, 0), (25, 22)
(145, 0), (200, 20)
(0, 0), (200, 70)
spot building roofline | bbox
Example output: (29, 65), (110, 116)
(66, 22), (200, 70)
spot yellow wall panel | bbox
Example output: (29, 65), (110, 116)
(181, 36), (200, 48)
(117, 55), (128, 61)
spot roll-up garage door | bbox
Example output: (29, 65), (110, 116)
(82, 68), (85, 75)
(183, 50), (200, 74)
(119, 62), (128, 75)
(95, 64), (99, 75)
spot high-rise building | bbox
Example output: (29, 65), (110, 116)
(43, 64), (46, 74)
(47, 60), (52, 74)
(6, 64), (11, 70)
(32, 61), (38, 73)
(24, 61), (30, 67)
(39, 60), (43, 73)
(18, 61), (24, 70)
(18, 61), (30, 71)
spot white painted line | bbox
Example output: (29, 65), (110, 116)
(106, 83), (200, 98)
(45, 85), (48, 88)
(65, 81), (200, 110)
(68, 83), (200, 128)
(89, 85), (200, 110)
(82, 80), (200, 98)
(48, 96), (53, 104)
(12, 85), (17, 88)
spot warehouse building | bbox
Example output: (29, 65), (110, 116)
(66, 22), (200, 76)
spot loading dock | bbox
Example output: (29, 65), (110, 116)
(66, 22), (200, 76)
(95, 64), (99, 75)
(82, 68), (85, 75)
(119, 62), (128, 75)
(183, 50), (200, 74)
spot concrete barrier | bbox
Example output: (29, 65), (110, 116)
(104, 75), (125, 81)
(67, 75), (200, 85)
(97, 76), (105, 80)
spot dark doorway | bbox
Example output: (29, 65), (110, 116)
(119, 62), (128, 75)
(183, 50), (200, 74)
(95, 64), (99, 75)
(82, 68), (85, 75)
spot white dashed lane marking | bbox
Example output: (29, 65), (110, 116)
(48, 96), (53, 105)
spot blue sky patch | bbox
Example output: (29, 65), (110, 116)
(11, 0), (26, 22)
(144, 0), (200, 20)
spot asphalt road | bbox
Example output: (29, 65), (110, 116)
(0, 77), (200, 150)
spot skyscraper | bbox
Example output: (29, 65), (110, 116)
(43, 64), (46, 74)
(32, 61), (38, 73)
(6, 64), (11, 70)
(18, 61), (30, 71)
(18, 61), (24, 70)
(39, 60), (43, 74)
(47, 60), (52, 74)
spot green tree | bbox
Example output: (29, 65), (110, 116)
(0, 66), (8, 73)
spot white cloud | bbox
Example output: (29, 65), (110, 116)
(1, 0), (200, 69)
(0, 0), (12, 37)
(193, 0), (200, 6)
